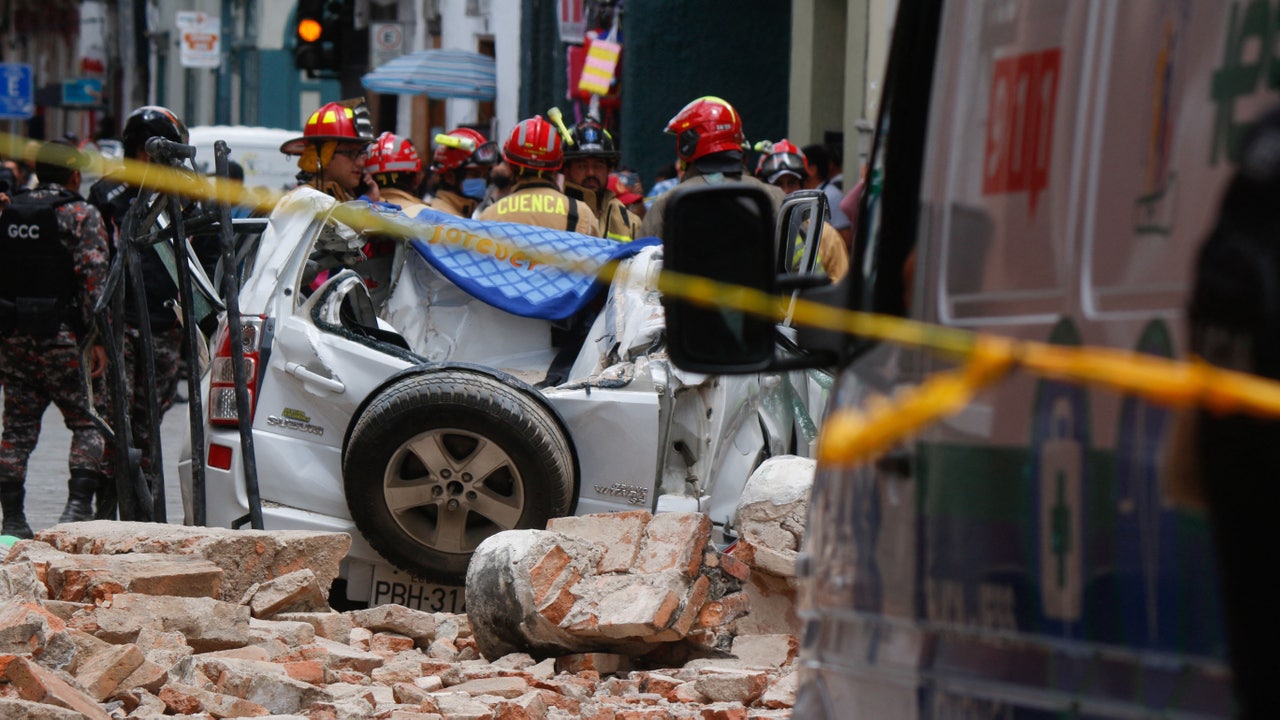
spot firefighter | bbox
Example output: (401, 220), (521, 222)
(365, 132), (427, 216)
(280, 99), (377, 202)
(757, 139), (849, 283)
(0, 140), (110, 536)
(359, 132), (425, 310)
(478, 116), (599, 235)
(638, 96), (784, 239)
(561, 117), (641, 242)
(427, 128), (499, 218)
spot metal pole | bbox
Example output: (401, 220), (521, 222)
(213, 139), (263, 530)
(215, 0), (234, 125)
(91, 242), (137, 521)
(124, 194), (160, 521)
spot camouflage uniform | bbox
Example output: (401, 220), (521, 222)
(0, 184), (110, 536)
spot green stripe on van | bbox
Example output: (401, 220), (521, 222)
(917, 442), (1116, 525)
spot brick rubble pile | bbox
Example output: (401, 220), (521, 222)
(0, 518), (800, 719)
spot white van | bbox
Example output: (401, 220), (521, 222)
(661, 1), (1276, 717)
(187, 126), (299, 193)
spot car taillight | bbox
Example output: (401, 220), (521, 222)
(209, 316), (265, 427)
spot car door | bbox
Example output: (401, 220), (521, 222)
(252, 270), (418, 519)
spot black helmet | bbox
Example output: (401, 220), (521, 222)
(122, 105), (189, 157)
(564, 117), (620, 165)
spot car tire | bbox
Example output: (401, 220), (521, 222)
(343, 369), (575, 582)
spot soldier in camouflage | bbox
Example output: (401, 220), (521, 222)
(0, 139), (110, 538)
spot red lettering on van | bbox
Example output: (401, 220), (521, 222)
(983, 47), (1061, 214)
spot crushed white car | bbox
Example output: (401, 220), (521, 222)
(179, 186), (828, 611)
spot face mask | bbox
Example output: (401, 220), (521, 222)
(461, 177), (488, 200)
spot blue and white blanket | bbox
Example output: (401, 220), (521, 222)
(407, 207), (660, 320)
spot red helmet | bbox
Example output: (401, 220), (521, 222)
(502, 116), (563, 171)
(365, 132), (422, 175)
(664, 96), (745, 163)
(431, 128), (499, 173)
(757, 139), (810, 181)
(281, 100), (375, 155)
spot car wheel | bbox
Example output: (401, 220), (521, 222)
(343, 369), (575, 582)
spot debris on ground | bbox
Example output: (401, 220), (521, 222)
(1, 520), (798, 718)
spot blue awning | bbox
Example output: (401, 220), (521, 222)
(361, 49), (496, 101)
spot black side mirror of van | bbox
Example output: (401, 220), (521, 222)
(662, 183), (777, 373)
(661, 183), (844, 374)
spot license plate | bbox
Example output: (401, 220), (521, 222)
(370, 566), (466, 613)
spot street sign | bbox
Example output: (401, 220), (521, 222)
(370, 22), (405, 68)
(62, 77), (103, 106)
(0, 63), (34, 120)
(558, 0), (585, 43)
(176, 11), (221, 69)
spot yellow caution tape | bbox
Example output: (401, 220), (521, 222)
(8, 132), (1280, 471)
(818, 336), (1015, 466)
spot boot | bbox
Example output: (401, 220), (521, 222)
(58, 472), (100, 524)
(0, 481), (33, 539)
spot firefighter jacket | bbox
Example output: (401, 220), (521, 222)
(428, 189), (478, 219)
(380, 187), (428, 216)
(818, 222), (850, 283)
(563, 182), (642, 242)
(477, 179), (600, 236)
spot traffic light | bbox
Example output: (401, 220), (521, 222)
(294, 0), (339, 73)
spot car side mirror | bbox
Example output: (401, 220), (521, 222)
(662, 183), (850, 375)
(661, 182), (778, 373)
(776, 189), (829, 280)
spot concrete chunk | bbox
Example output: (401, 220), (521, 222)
(546, 510), (651, 574)
(693, 669), (769, 705)
(35, 521), (350, 603)
(73, 642), (144, 701)
(273, 610), (352, 643)
(449, 675), (530, 698)
(298, 635), (386, 674)
(0, 697), (83, 719)
(0, 561), (48, 602)
(2, 655), (112, 720)
(246, 568), (329, 618)
(32, 626), (110, 674)
(729, 634), (798, 668)
(249, 617), (316, 647)
(46, 552), (223, 602)
(632, 512), (711, 578)
(93, 593), (250, 652)
(112, 658), (168, 696)
(159, 681), (271, 717)
(348, 603), (439, 644)
(0, 599), (66, 656)
(419, 691), (494, 718)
